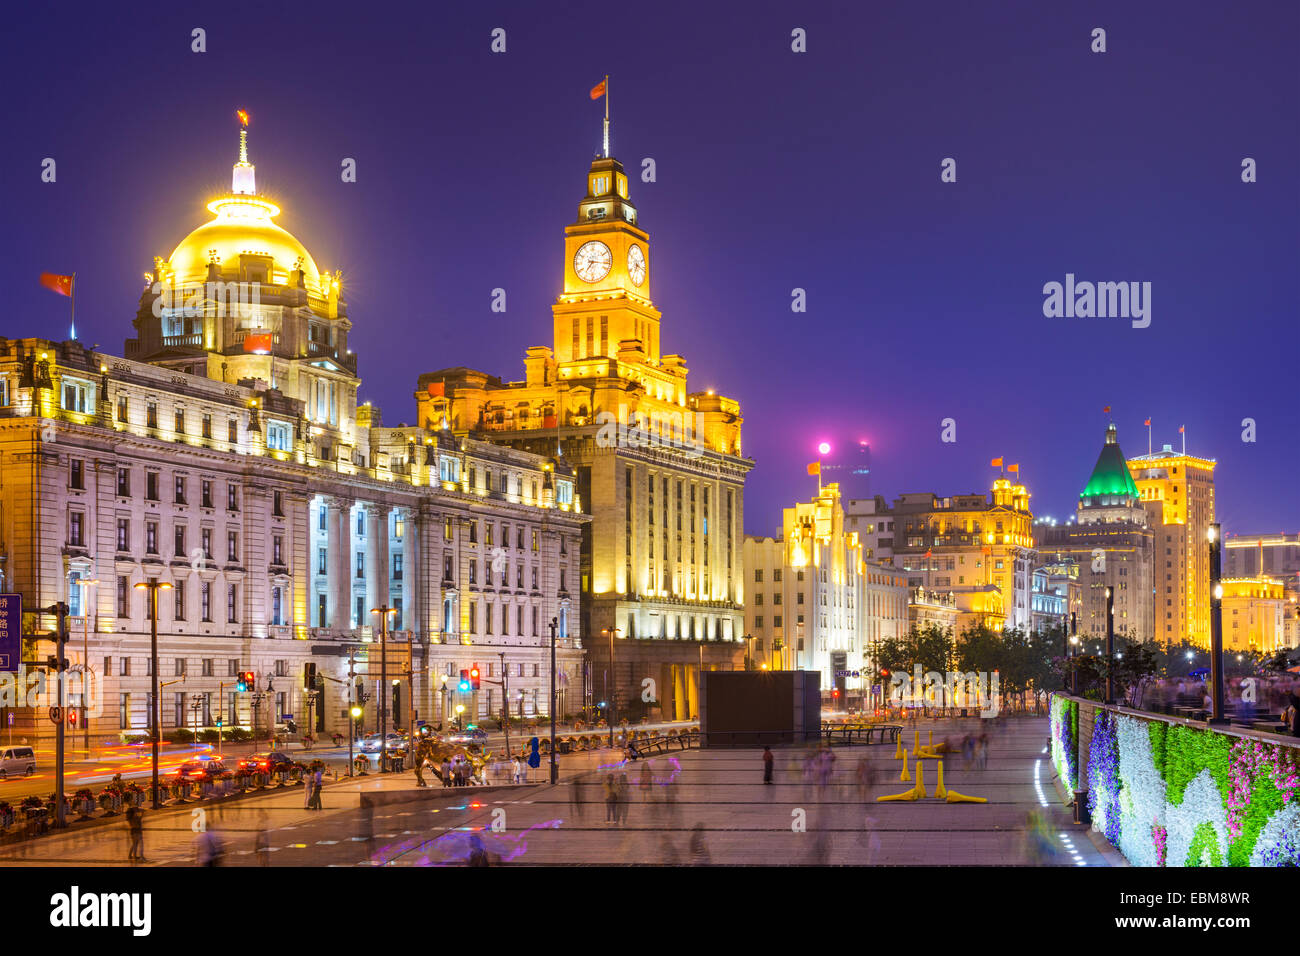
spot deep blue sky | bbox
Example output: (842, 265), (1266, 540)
(3, 1), (1297, 538)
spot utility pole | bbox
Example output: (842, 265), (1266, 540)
(549, 617), (558, 784)
(498, 651), (510, 760)
(1208, 524), (1227, 725)
(1104, 586), (1115, 705)
(371, 607), (393, 771)
(45, 602), (69, 828)
(134, 580), (172, 810)
(76, 578), (98, 753)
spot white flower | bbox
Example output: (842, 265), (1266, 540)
(1165, 770), (1228, 868)
(1249, 802), (1300, 867)
(1116, 716), (1165, 867)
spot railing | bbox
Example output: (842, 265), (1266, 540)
(162, 333), (203, 347)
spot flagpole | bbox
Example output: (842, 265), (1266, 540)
(603, 74), (610, 158)
(1181, 426), (1185, 456)
(70, 272), (76, 341)
(1147, 418), (1152, 457)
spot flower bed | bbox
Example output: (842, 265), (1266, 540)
(1055, 693), (1300, 867)
(1049, 695), (1077, 799)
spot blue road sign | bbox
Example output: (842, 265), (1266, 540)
(0, 595), (20, 673)
(527, 736), (541, 769)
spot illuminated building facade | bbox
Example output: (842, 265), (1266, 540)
(743, 484), (908, 707)
(1219, 577), (1286, 654)
(416, 151), (751, 721)
(1224, 533), (1300, 581)
(1037, 424), (1155, 642)
(1127, 442), (1216, 647)
(845, 477), (1037, 631)
(0, 122), (587, 741)
(1032, 556), (1083, 635)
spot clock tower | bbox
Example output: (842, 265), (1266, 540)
(553, 155), (662, 365)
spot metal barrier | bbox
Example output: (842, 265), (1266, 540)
(820, 724), (903, 745)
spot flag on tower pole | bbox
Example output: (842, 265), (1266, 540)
(591, 76), (610, 157)
(40, 272), (76, 340)
(1145, 417), (1152, 455)
(1179, 424), (1185, 455)
(990, 457), (1003, 470)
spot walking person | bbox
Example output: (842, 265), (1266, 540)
(195, 827), (224, 866)
(604, 774), (618, 824)
(571, 773), (586, 820)
(441, 758), (453, 787)
(640, 759), (654, 795)
(512, 756), (523, 785)
(617, 770), (631, 825)
(309, 765), (324, 809)
(125, 805), (145, 863)
(763, 746), (774, 785)
(303, 769), (315, 809)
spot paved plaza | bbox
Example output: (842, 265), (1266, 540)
(0, 717), (1114, 866)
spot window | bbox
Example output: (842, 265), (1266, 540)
(69, 459), (84, 489)
(318, 547), (327, 574)
(202, 414), (212, 439)
(755, 569), (763, 583)
(201, 480), (212, 508)
(470, 521), (478, 544)
(174, 408), (185, 435)
(273, 535), (283, 565)
(146, 402), (158, 429)
(444, 517), (453, 541)
(559, 569), (567, 592)
(69, 512), (84, 547)
(357, 552), (365, 578)
(119, 656), (131, 677)
(145, 472), (158, 501)
(228, 419), (237, 444)
(116, 519), (130, 552)
(227, 483), (239, 511)
(356, 511), (365, 536)
(228, 659), (240, 677)
(62, 379), (92, 413)
(227, 531), (239, 563)
(531, 567), (538, 590)
(175, 657), (187, 677)
(145, 521), (158, 554)
(227, 584), (238, 623)
(117, 577), (130, 617)
(273, 491), (284, 516)
(174, 584), (185, 621)
(201, 582), (211, 622)
(393, 553), (403, 580)
(201, 528), (212, 560)
(116, 394), (128, 422)
(272, 587), (283, 625)
(174, 476), (186, 504)
(532, 529), (539, 551)
(439, 456), (461, 483)
(267, 420), (291, 451)
(116, 468), (130, 497)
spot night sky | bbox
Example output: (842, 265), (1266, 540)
(3, 1), (1296, 538)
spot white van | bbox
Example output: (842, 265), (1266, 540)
(0, 746), (36, 778)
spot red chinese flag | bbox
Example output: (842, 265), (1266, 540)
(990, 457), (1003, 468)
(1103, 405), (1111, 414)
(1179, 425), (1185, 433)
(1007, 463), (1020, 474)
(40, 272), (73, 296)
(590, 80), (606, 101)
(243, 332), (273, 353)
(427, 382), (445, 398)
(1144, 418), (1151, 426)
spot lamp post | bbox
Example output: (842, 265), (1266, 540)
(76, 577), (99, 753)
(549, 618), (558, 784)
(497, 653), (510, 759)
(1104, 586), (1115, 705)
(370, 606), (395, 771)
(1208, 524), (1228, 725)
(134, 580), (173, 810)
(600, 628), (620, 747)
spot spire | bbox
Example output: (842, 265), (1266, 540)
(232, 109), (255, 195)
(1080, 423), (1140, 506)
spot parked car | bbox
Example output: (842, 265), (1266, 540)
(0, 746), (36, 779)
(172, 757), (229, 783)
(359, 733), (408, 754)
(237, 751), (297, 774)
(446, 727), (488, 744)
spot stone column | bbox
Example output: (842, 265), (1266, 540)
(402, 506), (418, 639)
(366, 505), (391, 622)
(326, 495), (352, 631)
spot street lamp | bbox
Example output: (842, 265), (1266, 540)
(600, 628), (620, 747)
(75, 577), (99, 753)
(1208, 523), (1227, 725)
(134, 579), (173, 810)
(548, 617), (558, 784)
(370, 606), (396, 771)
(1104, 586), (1115, 704)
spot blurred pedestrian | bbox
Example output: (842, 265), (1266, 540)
(254, 812), (270, 866)
(512, 756), (523, 784)
(571, 773), (586, 820)
(195, 827), (224, 866)
(604, 774), (618, 824)
(125, 805), (145, 863)
(763, 746), (774, 785)
(617, 770), (631, 824)
(689, 823), (711, 864)
(309, 765), (324, 809)
(640, 760), (653, 795)
(441, 758), (453, 787)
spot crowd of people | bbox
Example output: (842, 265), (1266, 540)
(1142, 675), (1300, 734)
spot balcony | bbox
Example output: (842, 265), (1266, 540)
(162, 332), (204, 348)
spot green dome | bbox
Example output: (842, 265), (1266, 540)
(1080, 424), (1139, 505)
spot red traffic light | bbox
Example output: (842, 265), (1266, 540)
(831, 688), (840, 698)
(68, 712), (78, 726)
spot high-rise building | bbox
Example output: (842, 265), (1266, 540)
(845, 476), (1037, 630)
(1127, 441), (1216, 647)
(416, 150), (751, 722)
(1037, 424), (1155, 643)
(0, 119), (588, 741)
(744, 483), (908, 709)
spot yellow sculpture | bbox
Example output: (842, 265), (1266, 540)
(913, 759), (927, 798)
(935, 760), (948, 800)
(900, 751), (911, 781)
(411, 737), (493, 786)
(895, 733), (904, 760)
(911, 730), (920, 756)
(877, 757), (986, 804)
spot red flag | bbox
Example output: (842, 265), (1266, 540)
(590, 80), (606, 101)
(1179, 425), (1185, 433)
(1103, 405), (1111, 414)
(1007, 463), (1020, 474)
(806, 462), (820, 476)
(1144, 418), (1151, 426)
(427, 382), (445, 398)
(40, 272), (73, 297)
(990, 457), (1003, 468)
(243, 332), (273, 353)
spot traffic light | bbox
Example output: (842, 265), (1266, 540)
(458, 669), (470, 693)
(236, 670), (255, 692)
(67, 711), (77, 726)
(470, 665), (480, 690)
(831, 688), (840, 699)
(303, 662), (317, 689)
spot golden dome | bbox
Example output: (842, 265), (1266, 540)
(165, 114), (324, 296)
(167, 199), (323, 294)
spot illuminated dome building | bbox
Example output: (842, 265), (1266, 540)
(125, 114), (361, 462)
(1037, 423), (1155, 643)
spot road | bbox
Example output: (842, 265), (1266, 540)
(0, 717), (1111, 866)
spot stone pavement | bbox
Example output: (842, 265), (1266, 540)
(0, 717), (1109, 866)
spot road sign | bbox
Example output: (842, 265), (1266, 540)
(0, 594), (20, 673)
(281, 714), (293, 721)
(48, 706), (62, 724)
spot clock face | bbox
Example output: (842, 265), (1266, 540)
(627, 244), (646, 286)
(573, 240), (612, 282)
